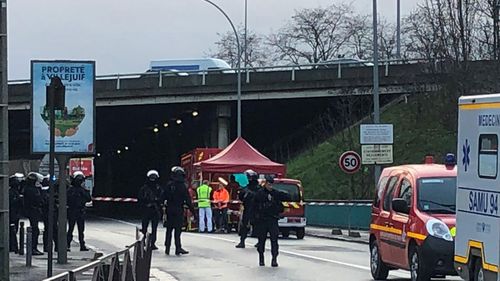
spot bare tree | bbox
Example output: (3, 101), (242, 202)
(208, 27), (269, 68)
(403, 0), (483, 62)
(267, 3), (356, 64)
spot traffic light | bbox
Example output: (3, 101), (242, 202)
(46, 76), (65, 111)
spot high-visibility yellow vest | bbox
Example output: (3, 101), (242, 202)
(197, 184), (212, 208)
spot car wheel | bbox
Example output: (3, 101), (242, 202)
(474, 258), (485, 281)
(370, 240), (389, 280)
(296, 228), (305, 239)
(409, 246), (431, 281)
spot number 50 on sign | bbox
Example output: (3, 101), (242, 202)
(339, 151), (362, 174)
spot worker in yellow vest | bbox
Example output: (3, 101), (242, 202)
(197, 180), (213, 233)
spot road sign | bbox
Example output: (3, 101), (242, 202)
(31, 60), (96, 154)
(339, 151), (362, 174)
(39, 154), (59, 176)
(360, 124), (393, 144)
(362, 145), (394, 165)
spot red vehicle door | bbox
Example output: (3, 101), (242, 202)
(390, 175), (413, 268)
(376, 174), (401, 262)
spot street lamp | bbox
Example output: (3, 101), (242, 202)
(373, 0), (381, 184)
(396, 0), (401, 59)
(202, 0), (242, 138)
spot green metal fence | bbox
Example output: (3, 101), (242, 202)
(305, 201), (372, 230)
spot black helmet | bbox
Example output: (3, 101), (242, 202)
(171, 166), (185, 182)
(244, 169), (258, 181)
(147, 170), (159, 181)
(264, 174), (275, 184)
(72, 171), (85, 181)
(27, 172), (44, 187)
(9, 173), (24, 187)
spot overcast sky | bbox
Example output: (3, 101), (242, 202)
(8, 0), (419, 80)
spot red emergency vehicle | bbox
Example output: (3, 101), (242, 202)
(370, 155), (457, 281)
(180, 138), (306, 238)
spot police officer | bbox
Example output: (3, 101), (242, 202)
(41, 175), (58, 252)
(9, 173), (24, 253)
(253, 175), (290, 267)
(24, 172), (44, 255)
(138, 170), (162, 250)
(235, 169), (259, 248)
(67, 171), (92, 251)
(162, 166), (195, 256)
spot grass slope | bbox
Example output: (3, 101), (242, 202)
(287, 95), (457, 200)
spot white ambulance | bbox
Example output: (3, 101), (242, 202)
(456, 94), (500, 281)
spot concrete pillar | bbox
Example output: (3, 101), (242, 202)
(216, 103), (231, 148)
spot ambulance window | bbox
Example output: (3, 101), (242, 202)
(479, 134), (498, 179)
(398, 179), (412, 207)
(383, 176), (399, 211)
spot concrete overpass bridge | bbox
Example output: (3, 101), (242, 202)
(9, 60), (447, 110)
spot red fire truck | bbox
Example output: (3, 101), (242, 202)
(180, 138), (306, 239)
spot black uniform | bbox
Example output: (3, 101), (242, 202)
(162, 174), (194, 255)
(67, 180), (91, 250)
(253, 187), (289, 265)
(138, 181), (162, 247)
(8, 177), (23, 253)
(24, 180), (44, 254)
(237, 181), (259, 245)
(41, 179), (58, 252)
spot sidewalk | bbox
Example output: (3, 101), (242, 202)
(305, 226), (369, 244)
(9, 243), (99, 281)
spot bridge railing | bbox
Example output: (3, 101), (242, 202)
(8, 57), (436, 88)
(43, 228), (152, 281)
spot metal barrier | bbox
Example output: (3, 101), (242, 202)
(8, 57), (437, 86)
(305, 200), (372, 230)
(43, 230), (153, 281)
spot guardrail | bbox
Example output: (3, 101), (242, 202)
(305, 200), (372, 230)
(43, 227), (152, 281)
(8, 57), (438, 87)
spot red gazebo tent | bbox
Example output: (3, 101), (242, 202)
(195, 137), (286, 176)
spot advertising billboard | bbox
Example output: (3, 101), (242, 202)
(31, 60), (95, 154)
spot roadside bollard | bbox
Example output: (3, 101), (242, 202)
(19, 222), (25, 255)
(9, 224), (18, 253)
(26, 227), (32, 267)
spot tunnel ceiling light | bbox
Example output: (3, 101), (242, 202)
(163, 122), (169, 128)
(97, 153), (101, 157)
(117, 150), (121, 154)
(192, 111), (199, 117)
(176, 119), (182, 125)
(124, 146), (129, 151)
(153, 127), (159, 133)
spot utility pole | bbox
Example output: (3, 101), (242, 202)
(0, 0), (8, 280)
(396, 0), (401, 59)
(244, 0), (248, 70)
(202, 0), (242, 137)
(373, 0), (381, 185)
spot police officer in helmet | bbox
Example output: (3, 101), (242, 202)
(138, 170), (162, 250)
(235, 169), (259, 248)
(9, 173), (24, 253)
(254, 175), (290, 267)
(162, 166), (195, 255)
(24, 172), (45, 255)
(67, 171), (92, 251)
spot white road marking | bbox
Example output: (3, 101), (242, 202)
(100, 217), (408, 279)
(150, 268), (178, 281)
(184, 232), (408, 278)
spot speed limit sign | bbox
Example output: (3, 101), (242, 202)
(339, 151), (361, 174)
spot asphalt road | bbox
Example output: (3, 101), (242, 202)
(83, 217), (461, 281)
